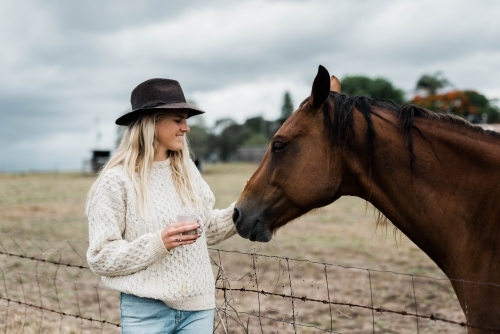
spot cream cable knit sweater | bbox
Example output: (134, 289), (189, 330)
(86, 158), (236, 311)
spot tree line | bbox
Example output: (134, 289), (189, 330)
(188, 92), (294, 162)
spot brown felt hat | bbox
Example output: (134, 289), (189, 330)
(115, 78), (205, 126)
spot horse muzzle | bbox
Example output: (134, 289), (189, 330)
(232, 207), (273, 242)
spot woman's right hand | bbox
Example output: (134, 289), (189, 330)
(161, 222), (201, 251)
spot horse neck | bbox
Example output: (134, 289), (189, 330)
(340, 109), (500, 279)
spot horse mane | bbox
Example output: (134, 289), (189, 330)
(323, 92), (500, 233)
(323, 92), (500, 169)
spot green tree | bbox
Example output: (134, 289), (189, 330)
(464, 91), (500, 123)
(218, 124), (253, 161)
(187, 116), (210, 159)
(210, 118), (253, 161)
(213, 118), (237, 133)
(416, 72), (450, 96)
(279, 91), (294, 124)
(341, 76), (405, 103)
(243, 116), (278, 140)
(243, 133), (269, 146)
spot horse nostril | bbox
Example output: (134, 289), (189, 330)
(232, 208), (241, 224)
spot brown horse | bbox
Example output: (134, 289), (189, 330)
(233, 65), (500, 332)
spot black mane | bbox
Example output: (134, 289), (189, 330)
(323, 92), (500, 170)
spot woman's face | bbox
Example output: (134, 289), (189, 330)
(155, 111), (190, 154)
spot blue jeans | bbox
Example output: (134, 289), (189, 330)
(120, 293), (214, 334)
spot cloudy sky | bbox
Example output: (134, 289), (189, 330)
(1, 0), (499, 172)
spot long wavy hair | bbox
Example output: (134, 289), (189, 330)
(86, 112), (201, 220)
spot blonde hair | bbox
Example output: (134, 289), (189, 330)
(86, 112), (201, 219)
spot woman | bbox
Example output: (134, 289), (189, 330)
(86, 78), (238, 333)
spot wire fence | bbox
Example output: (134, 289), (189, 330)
(0, 233), (499, 333)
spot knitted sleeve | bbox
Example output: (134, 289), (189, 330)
(189, 161), (237, 246)
(86, 168), (169, 277)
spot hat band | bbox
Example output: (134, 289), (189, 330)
(139, 96), (186, 109)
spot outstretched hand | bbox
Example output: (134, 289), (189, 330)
(161, 221), (201, 251)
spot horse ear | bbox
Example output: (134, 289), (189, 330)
(311, 65), (331, 108)
(330, 75), (341, 93)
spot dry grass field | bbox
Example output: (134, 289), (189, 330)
(0, 164), (466, 333)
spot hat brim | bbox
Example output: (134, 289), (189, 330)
(115, 103), (205, 126)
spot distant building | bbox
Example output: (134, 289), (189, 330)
(90, 150), (111, 173)
(236, 145), (268, 164)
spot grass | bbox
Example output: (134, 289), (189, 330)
(0, 164), (465, 333)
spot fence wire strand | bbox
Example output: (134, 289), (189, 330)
(0, 234), (499, 333)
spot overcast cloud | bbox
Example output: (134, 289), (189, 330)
(1, 0), (499, 172)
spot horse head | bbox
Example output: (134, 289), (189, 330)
(233, 66), (346, 242)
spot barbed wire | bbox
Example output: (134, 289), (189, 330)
(0, 234), (499, 332)
(0, 296), (120, 328)
(213, 286), (495, 332)
(208, 247), (500, 288)
(209, 248), (500, 333)
(0, 250), (89, 270)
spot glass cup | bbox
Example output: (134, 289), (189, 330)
(176, 213), (203, 235)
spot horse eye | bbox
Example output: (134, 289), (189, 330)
(272, 141), (287, 152)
